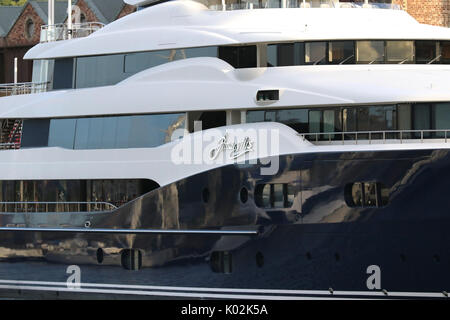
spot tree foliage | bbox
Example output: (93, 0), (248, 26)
(0, 0), (27, 6)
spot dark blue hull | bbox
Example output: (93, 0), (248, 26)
(0, 148), (449, 299)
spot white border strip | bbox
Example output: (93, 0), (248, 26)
(0, 280), (447, 299)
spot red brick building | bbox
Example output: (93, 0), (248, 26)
(0, 0), (136, 84)
(396, 0), (450, 27)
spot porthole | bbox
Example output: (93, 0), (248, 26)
(96, 248), (104, 264)
(240, 187), (248, 204)
(210, 251), (232, 274)
(121, 249), (142, 270)
(344, 182), (389, 208)
(255, 183), (295, 209)
(202, 188), (210, 203)
(256, 252), (264, 268)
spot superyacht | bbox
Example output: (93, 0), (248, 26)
(0, 0), (449, 299)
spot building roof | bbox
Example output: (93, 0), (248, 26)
(0, 0), (127, 38)
(84, 0), (126, 24)
(0, 6), (22, 37)
(30, 0), (77, 24)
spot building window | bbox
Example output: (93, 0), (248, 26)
(255, 183), (295, 209)
(345, 182), (389, 208)
(25, 18), (35, 39)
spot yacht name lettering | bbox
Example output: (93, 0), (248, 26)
(209, 133), (254, 160)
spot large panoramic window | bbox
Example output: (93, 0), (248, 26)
(0, 179), (158, 213)
(23, 113), (186, 150)
(246, 102), (450, 141)
(70, 46), (218, 89)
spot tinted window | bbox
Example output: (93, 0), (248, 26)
(268, 43), (305, 67)
(48, 119), (76, 148)
(329, 41), (355, 64)
(219, 45), (257, 68)
(72, 114), (186, 149)
(442, 41), (450, 64)
(356, 41), (384, 64)
(76, 54), (127, 89)
(305, 42), (327, 65)
(53, 58), (74, 90)
(21, 119), (50, 148)
(0, 179), (158, 213)
(416, 41), (438, 64)
(386, 41), (414, 63)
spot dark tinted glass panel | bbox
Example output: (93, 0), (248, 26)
(0, 179), (158, 213)
(238, 46), (257, 68)
(21, 119), (50, 148)
(53, 58), (74, 90)
(413, 104), (431, 130)
(329, 41), (355, 64)
(48, 119), (76, 149)
(72, 113), (185, 150)
(356, 41), (384, 64)
(442, 41), (450, 64)
(434, 103), (450, 137)
(386, 41), (414, 63)
(305, 42), (327, 65)
(416, 41), (437, 64)
(276, 109), (309, 132)
(76, 54), (127, 89)
(277, 43), (295, 66)
(219, 46), (257, 68)
(123, 49), (217, 74)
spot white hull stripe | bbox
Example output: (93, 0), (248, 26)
(0, 280), (447, 299)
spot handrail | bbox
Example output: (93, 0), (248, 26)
(0, 142), (21, 150)
(302, 129), (450, 145)
(40, 22), (105, 43)
(0, 82), (49, 97)
(0, 201), (118, 213)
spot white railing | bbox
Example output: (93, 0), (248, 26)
(209, 1), (401, 10)
(302, 129), (450, 145)
(0, 82), (49, 97)
(40, 22), (105, 43)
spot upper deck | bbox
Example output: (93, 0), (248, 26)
(24, 0), (450, 61)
